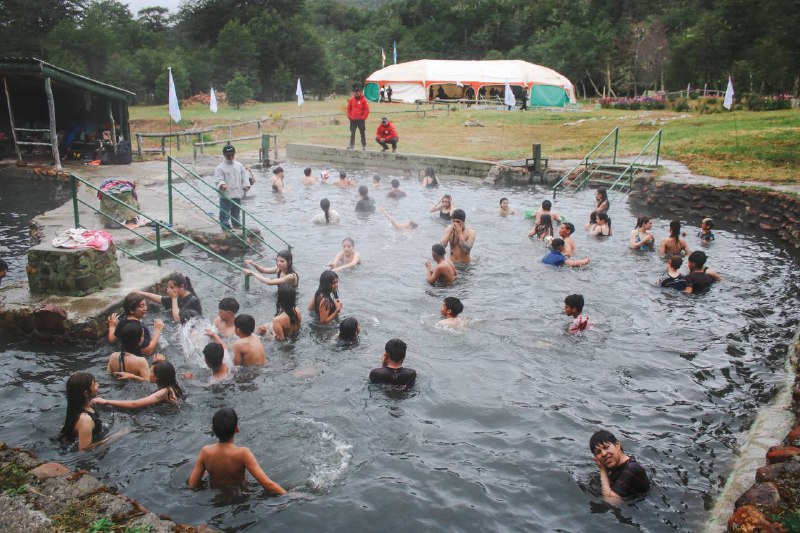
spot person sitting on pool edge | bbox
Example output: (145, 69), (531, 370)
(564, 294), (590, 333)
(684, 250), (721, 295)
(369, 338), (416, 389)
(542, 238), (590, 267)
(188, 407), (286, 495)
(425, 243), (457, 286)
(590, 429), (650, 502)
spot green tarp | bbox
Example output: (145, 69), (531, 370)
(363, 82), (380, 102)
(530, 85), (568, 107)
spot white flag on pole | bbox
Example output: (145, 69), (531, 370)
(504, 80), (516, 108)
(168, 67), (181, 123)
(209, 87), (218, 113)
(296, 78), (304, 107)
(723, 77), (735, 110)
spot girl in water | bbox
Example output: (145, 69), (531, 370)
(107, 293), (164, 355)
(630, 216), (656, 251)
(593, 187), (609, 216)
(529, 213), (554, 240)
(591, 213), (612, 236)
(271, 284), (302, 340)
(308, 270), (342, 325)
(430, 194), (454, 220)
(270, 166), (285, 193)
(244, 250), (299, 287)
(107, 321), (152, 381)
(658, 220), (691, 256)
(93, 361), (184, 409)
(311, 198), (341, 225)
(338, 317), (360, 344)
(134, 273), (202, 323)
(327, 237), (362, 272)
(421, 167), (440, 188)
(60, 372), (101, 450)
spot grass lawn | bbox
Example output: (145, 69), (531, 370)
(130, 99), (800, 182)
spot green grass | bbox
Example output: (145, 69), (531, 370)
(130, 99), (800, 182)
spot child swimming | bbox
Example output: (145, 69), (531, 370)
(564, 294), (591, 333)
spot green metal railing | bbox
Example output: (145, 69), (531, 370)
(606, 129), (662, 205)
(70, 173), (249, 290)
(167, 156), (292, 257)
(552, 127), (619, 198)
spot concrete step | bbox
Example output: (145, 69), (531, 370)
(119, 235), (185, 261)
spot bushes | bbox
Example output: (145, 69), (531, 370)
(746, 94), (793, 111)
(598, 96), (666, 110)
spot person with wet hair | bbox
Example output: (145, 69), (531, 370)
(387, 179), (406, 199)
(430, 194), (454, 221)
(533, 199), (562, 226)
(499, 197), (516, 216)
(133, 272), (202, 323)
(188, 407), (286, 494)
(214, 297), (239, 338)
(630, 216), (656, 251)
(684, 251), (721, 295)
(379, 207), (418, 231)
(0, 258), (7, 285)
(593, 187), (609, 217)
(529, 213), (554, 240)
(421, 167), (440, 188)
(107, 320), (153, 381)
(244, 250), (299, 287)
(202, 341), (232, 382)
(657, 255), (687, 291)
(94, 361), (184, 409)
(590, 429), (649, 502)
(271, 166), (286, 193)
(440, 209), (476, 264)
(564, 294), (590, 333)
(438, 297), (465, 327)
(591, 213), (612, 237)
(309, 271), (342, 325)
(312, 198), (341, 225)
(542, 238), (590, 267)
(335, 170), (354, 188)
(698, 218), (715, 243)
(425, 243), (457, 286)
(369, 338), (416, 389)
(327, 237), (361, 273)
(302, 167), (316, 186)
(338, 317), (360, 344)
(107, 292), (164, 355)
(60, 372), (101, 450)
(558, 223), (577, 257)
(270, 285), (302, 341)
(355, 185), (376, 213)
(207, 314), (265, 366)
(658, 220), (690, 256)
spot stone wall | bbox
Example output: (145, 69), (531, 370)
(629, 176), (800, 248)
(27, 243), (121, 296)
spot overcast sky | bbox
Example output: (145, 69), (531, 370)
(125, 0), (182, 15)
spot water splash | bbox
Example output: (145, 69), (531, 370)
(290, 416), (353, 492)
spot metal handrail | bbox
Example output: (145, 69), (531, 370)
(607, 129), (662, 204)
(565, 142), (617, 192)
(69, 173), (249, 290)
(167, 156), (292, 254)
(552, 127), (619, 197)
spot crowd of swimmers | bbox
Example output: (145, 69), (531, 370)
(58, 148), (727, 505)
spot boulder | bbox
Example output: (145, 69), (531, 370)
(727, 505), (784, 533)
(767, 446), (800, 464)
(734, 482), (781, 508)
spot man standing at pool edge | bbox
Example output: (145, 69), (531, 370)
(347, 86), (370, 150)
(215, 145), (250, 230)
(590, 429), (650, 503)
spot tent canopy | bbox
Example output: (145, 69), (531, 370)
(365, 59), (575, 106)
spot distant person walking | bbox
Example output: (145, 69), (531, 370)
(347, 87), (370, 150)
(386, 85), (393, 102)
(215, 145), (250, 230)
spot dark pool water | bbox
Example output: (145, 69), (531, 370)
(1, 166), (798, 531)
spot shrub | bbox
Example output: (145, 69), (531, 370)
(746, 93), (793, 111)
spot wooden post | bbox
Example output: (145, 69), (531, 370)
(136, 134), (142, 159)
(176, 132), (180, 151)
(44, 77), (62, 171)
(3, 77), (22, 163)
(161, 136), (166, 155)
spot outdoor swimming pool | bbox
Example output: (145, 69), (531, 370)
(0, 167), (797, 531)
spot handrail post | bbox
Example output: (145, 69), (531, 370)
(613, 127), (619, 164)
(70, 174), (80, 227)
(241, 208), (247, 247)
(155, 225), (162, 266)
(655, 130), (662, 167)
(167, 157), (174, 226)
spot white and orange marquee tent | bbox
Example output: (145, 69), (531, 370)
(364, 59), (576, 106)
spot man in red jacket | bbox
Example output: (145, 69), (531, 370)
(347, 88), (370, 150)
(375, 117), (399, 152)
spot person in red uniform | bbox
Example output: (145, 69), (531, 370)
(375, 117), (399, 152)
(347, 87), (370, 150)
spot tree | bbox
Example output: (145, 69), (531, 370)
(212, 20), (257, 84)
(225, 73), (253, 108)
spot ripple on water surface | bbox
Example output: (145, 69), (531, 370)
(0, 167), (798, 531)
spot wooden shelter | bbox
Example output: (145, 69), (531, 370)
(0, 57), (135, 170)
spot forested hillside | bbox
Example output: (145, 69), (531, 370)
(1, 0), (797, 103)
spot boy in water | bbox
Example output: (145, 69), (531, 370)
(425, 244), (457, 286)
(387, 179), (407, 199)
(214, 297), (239, 338)
(684, 250), (721, 295)
(440, 209), (477, 264)
(558, 223), (576, 257)
(564, 294), (591, 333)
(335, 170), (353, 188)
(499, 197), (516, 216)
(590, 429), (649, 502)
(542, 238), (590, 267)
(438, 297), (465, 327)
(302, 167), (316, 186)
(657, 255), (687, 291)
(369, 338), (417, 389)
(534, 199), (562, 226)
(698, 218), (715, 243)
(188, 407), (286, 494)
(203, 341), (232, 383)
(206, 314), (265, 366)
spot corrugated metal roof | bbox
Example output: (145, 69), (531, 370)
(0, 57), (135, 101)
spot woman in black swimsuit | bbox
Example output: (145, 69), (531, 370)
(430, 194), (454, 220)
(271, 166), (285, 193)
(60, 372), (101, 450)
(243, 250), (299, 287)
(421, 167), (440, 188)
(309, 270), (342, 325)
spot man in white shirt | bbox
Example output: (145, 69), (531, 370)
(215, 144), (250, 229)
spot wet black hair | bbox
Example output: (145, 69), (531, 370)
(551, 238), (565, 250)
(60, 372), (95, 441)
(542, 200), (552, 211)
(564, 294), (584, 314)
(304, 167), (312, 176)
(451, 209), (466, 222)
(276, 250), (297, 282)
(314, 270), (339, 315)
(596, 187), (608, 206)
(343, 237), (355, 246)
(203, 342), (224, 371)
(589, 429), (619, 453)
(358, 185), (369, 198)
(669, 255), (683, 270)
(272, 166), (284, 174)
(275, 284), (299, 325)
(563, 222), (576, 235)
(385, 338), (407, 363)
(589, 212), (598, 225)
(391, 179), (400, 188)
(234, 314), (256, 336)
(635, 215), (651, 229)
(669, 220), (681, 244)
(424, 167), (440, 187)
(443, 297), (463, 317)
(218, 297), (239, 314)
(119, 320), (144, 354)
(538, 214), (553, 237)
(212, 407), (238, 442)
(168, 272), (195, 294)
(372, 174), (381, 182)
(688, 250), (708, 269)
(432, 243), (446, 257)
(339, 317), (359, 341)
(339, 170), (347, 179)
(499, 197), (508, 205)
(320, 198), (331, 224)
(122, 292), (146, 315)
(180, 309), (200, 324)
(153, 361), (183, 399)
(597, 213), (611, 233)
